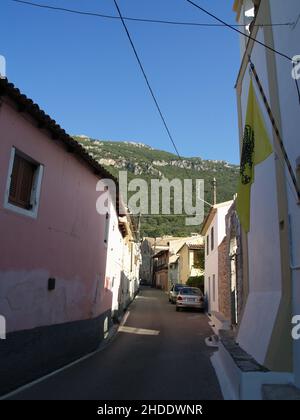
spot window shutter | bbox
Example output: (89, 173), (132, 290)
(9, 153), (36, 209)
(19, 159), (35, 208)
(9, 154), (21, 201)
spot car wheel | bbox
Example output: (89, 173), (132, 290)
(176, 306), (179, 312)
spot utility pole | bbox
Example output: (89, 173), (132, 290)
(137, 213), (141, 241)
(212, 178), (217, 206)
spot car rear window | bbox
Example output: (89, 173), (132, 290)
(174, 285), (184, 292)
(181, 288), (202, 295)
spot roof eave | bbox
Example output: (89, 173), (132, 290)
(0, 78), (118, 196)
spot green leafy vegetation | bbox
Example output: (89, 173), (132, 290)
(186, 276), (205, 292)
(74, 136), (239, 237)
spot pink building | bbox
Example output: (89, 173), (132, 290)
(0, 78), (119, 394)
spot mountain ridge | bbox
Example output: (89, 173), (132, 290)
(74, 136), (239, 237)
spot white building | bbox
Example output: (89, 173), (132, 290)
(201, 201), (233, 313)
(104, 202), (123, 322)
(105, 205), (141, 321)
(119, 215), (141, 308)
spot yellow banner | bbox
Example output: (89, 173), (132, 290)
(236, 79), (273, 233)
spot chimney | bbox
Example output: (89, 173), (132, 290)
(0, 55), (6, 79)
(212, 178), (217, 205)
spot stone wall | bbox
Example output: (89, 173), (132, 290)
(218, 238), (231, 320)
(225, 202), (244, 327)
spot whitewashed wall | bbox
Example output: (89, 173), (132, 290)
(270, 0), (300, 386)
(204, 203), (232, 312)
(205, 212), (219, 312)
(105, 202), (123, 318)
(235, 1), (299, 369)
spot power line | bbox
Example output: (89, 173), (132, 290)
(185, 0), (292, 62)
(9, 0), (294, 28)
(9, 0), (215, 209)
(184, 0), (300, 110)
(249, 59), (300, 202)
(275, 152), (299, 203)
(112, 1), (182, 167)
(112, 0), (213, 209)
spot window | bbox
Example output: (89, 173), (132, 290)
(211, 227), (214, 251)
(206, 235), (209, 255)
(4, 148), (43, 218)
(181, 287), (202, 296)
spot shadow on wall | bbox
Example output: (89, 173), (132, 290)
(113, 271), (139, 322)
(0, 287), (114, 397)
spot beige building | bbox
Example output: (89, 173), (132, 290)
(153, 248), (169, 291)
(177, 241), (204, 285)
(151, 235), (203, 291)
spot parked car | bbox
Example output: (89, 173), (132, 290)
(176, 287), (205, 312)
(169, 283), (185, 304)
(139, 279), (148, 286)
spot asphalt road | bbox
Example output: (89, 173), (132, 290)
(10, 287), (223, 400)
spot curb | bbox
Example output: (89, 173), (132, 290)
(0, 310), (129, 400)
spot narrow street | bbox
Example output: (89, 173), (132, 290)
(10, 288), (222, 400)
(1, 1), (300, 402)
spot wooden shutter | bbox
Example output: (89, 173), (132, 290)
(9, 154), (21, 202)
(9, 154), (36, 209)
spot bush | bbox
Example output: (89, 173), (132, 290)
(186, 276), (204, 292)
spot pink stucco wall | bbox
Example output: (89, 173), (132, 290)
(0, 100), (112, 333)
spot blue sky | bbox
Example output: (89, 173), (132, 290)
(0, 0), (241, 163)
